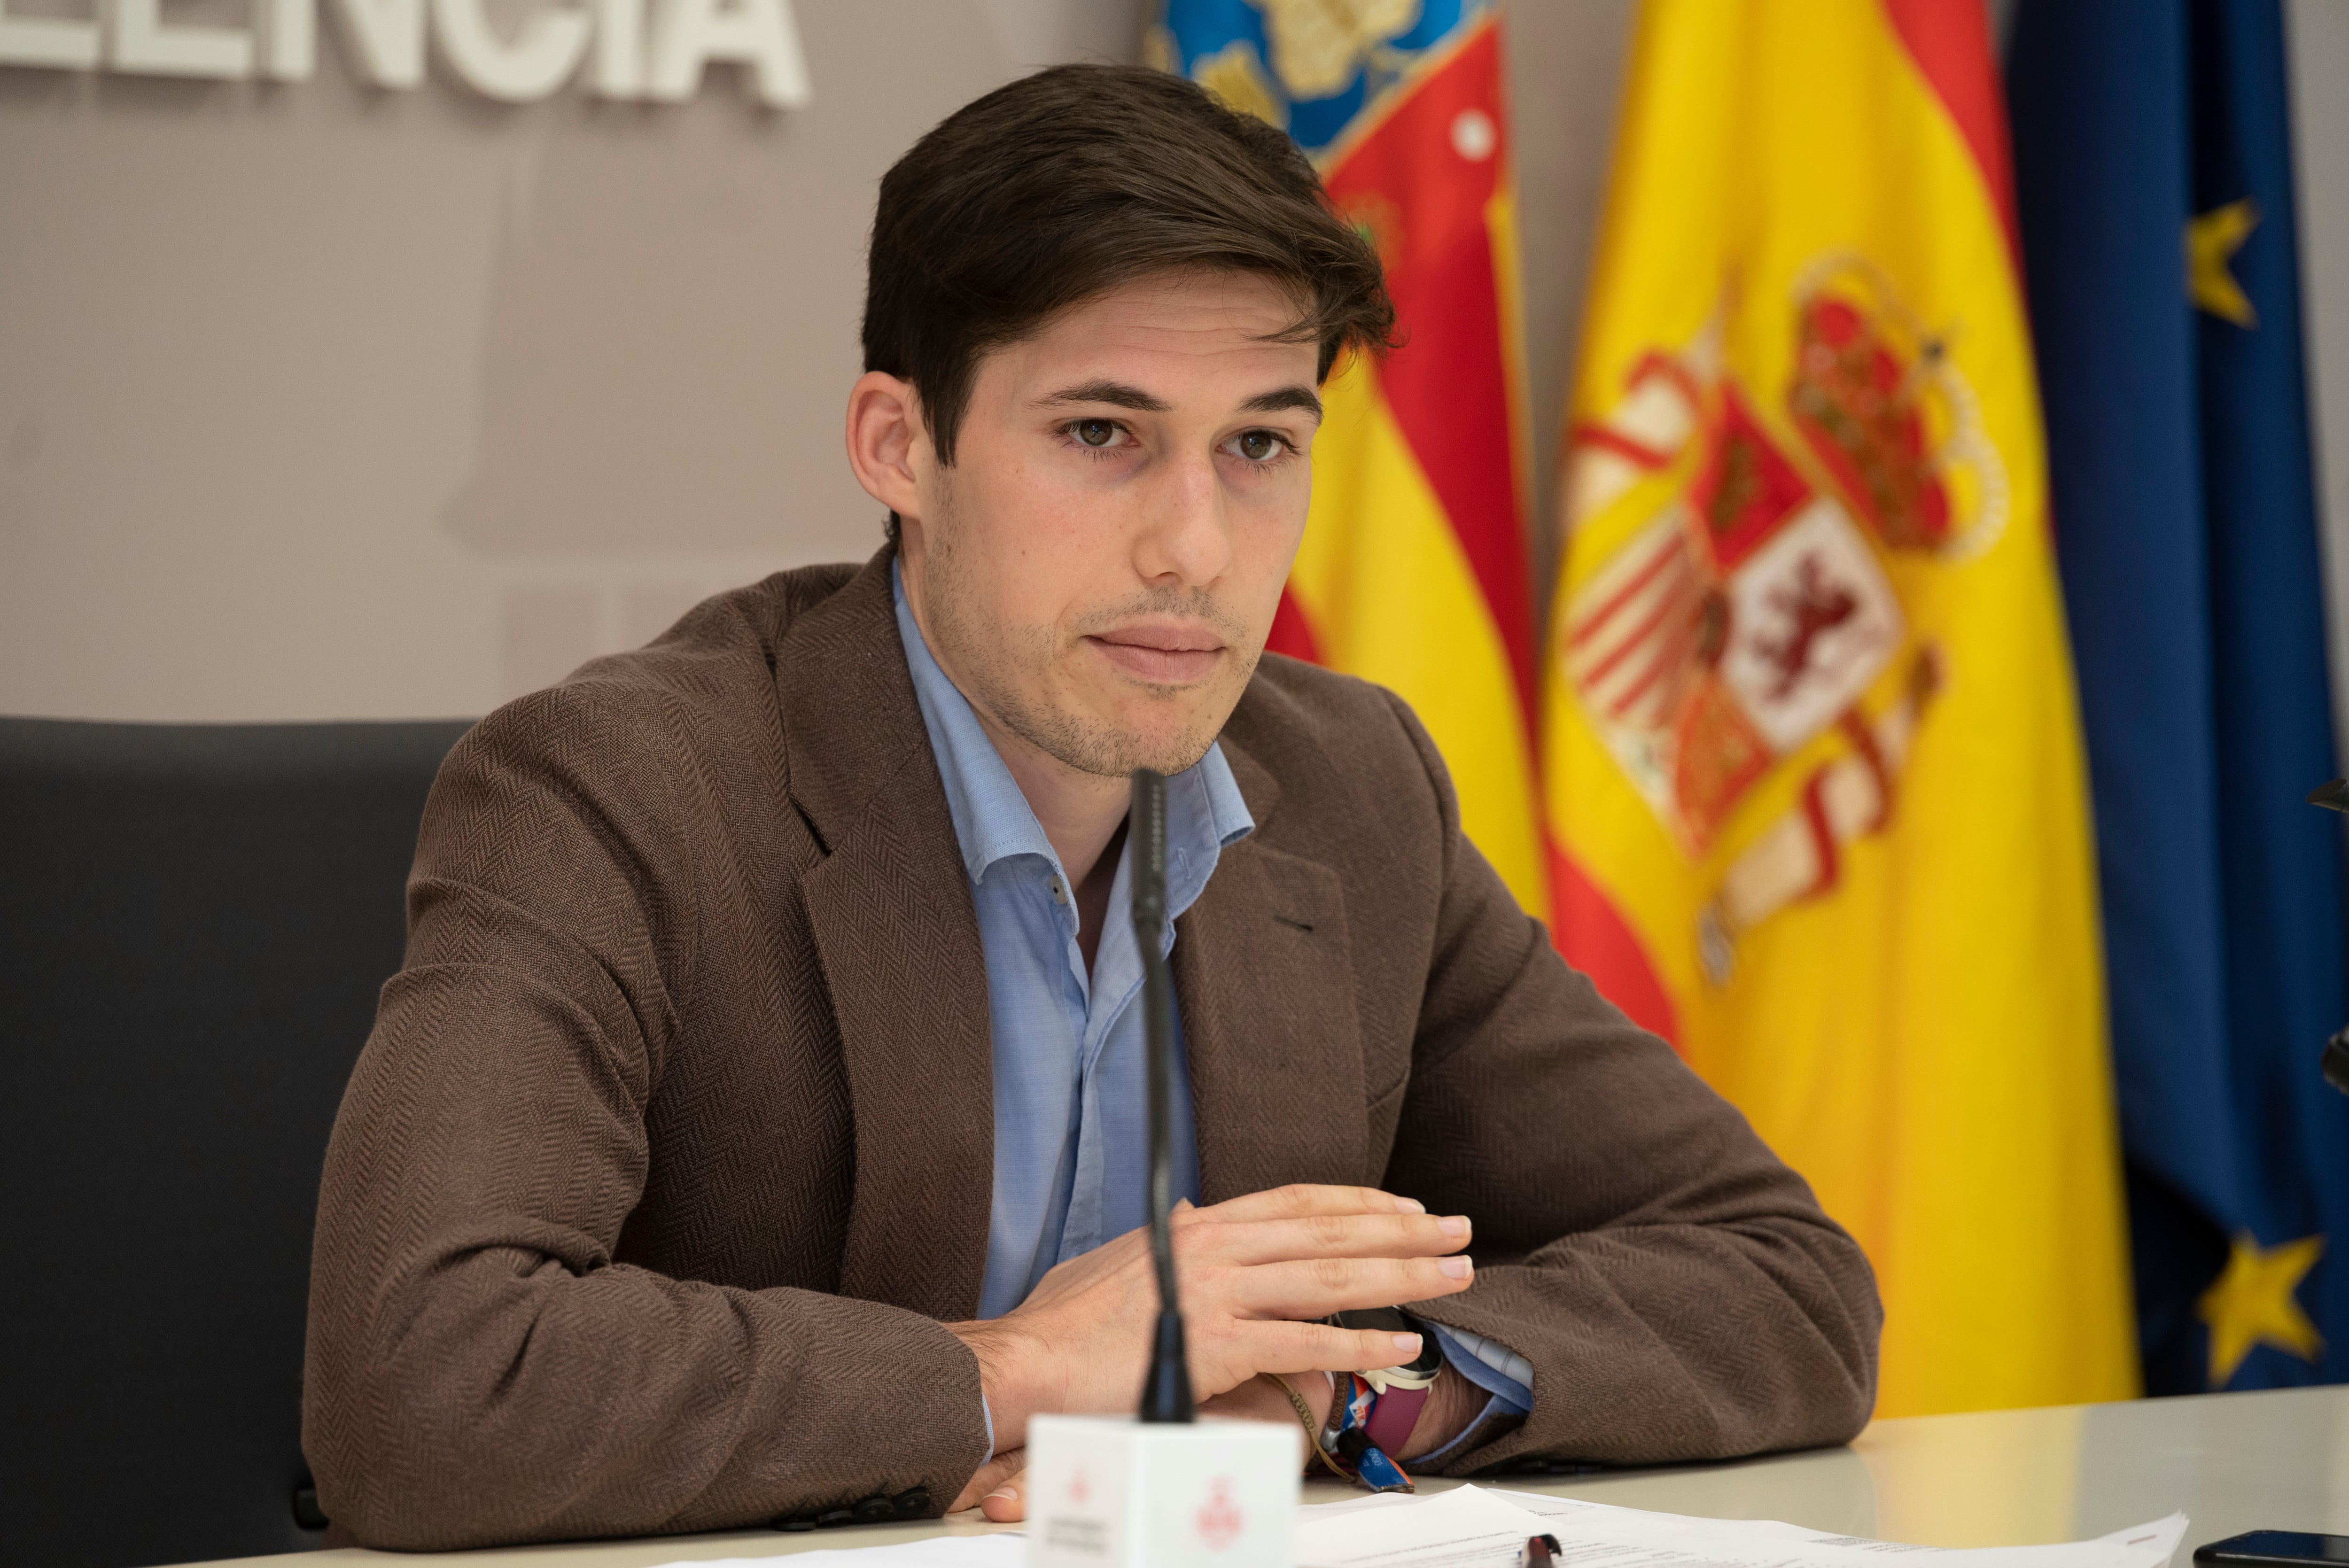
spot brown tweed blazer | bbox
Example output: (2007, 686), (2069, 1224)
(304, 548), (1880, 1551)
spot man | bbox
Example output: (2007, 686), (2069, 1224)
(304, 64), (1880, 1551)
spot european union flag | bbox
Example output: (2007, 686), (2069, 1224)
(2011, 0), (2349, 1393)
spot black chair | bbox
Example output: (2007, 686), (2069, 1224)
(0, 718), (470, 1568)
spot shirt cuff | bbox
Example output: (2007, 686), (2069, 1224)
(1412, 1390), (1516, 1467)
(980, 1393), (996, 1462)
(1430, 1323), (1533, 1413)
(1414, 1324), (1532, 1467)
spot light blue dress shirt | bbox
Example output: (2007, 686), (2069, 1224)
(893, 565), (1247, 1319)
(891, 566), (1528, 1458)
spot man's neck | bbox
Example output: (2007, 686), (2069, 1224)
(898, 554), (1131, 891)
(960, 701), (1129, 895)
(958, 695), (1132, 978)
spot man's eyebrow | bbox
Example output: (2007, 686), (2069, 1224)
(1036, 379), (1171, 412)
(1241, 386), (1323, 421)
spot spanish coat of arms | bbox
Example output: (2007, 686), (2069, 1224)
(1562, 256), (2006, 981)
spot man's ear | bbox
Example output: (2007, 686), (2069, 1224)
(845, 372), (929, 519)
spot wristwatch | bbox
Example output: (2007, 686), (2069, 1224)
(1330, 1306), (1443, 1459)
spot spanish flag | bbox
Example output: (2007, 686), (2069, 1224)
(1155, 1), (1546, 915)
(1543, 0), (2137, 1414)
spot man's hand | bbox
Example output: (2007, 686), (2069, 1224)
(946, 1184), (1473, 1456)
(1211, 1363), (1487, 1465)
(956, 1373), (1328, 1521)
(964, 1361), (1489, 1521)
(950, 1449), (1025, 1516)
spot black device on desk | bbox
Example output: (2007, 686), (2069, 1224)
(2307, 779), (2349, 1095)
(2194, 1533), (2349, 1568)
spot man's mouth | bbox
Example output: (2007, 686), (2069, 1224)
(1082, 624), (1227, 685)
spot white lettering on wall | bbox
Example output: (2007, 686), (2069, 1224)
(256, 0), (313, 80)
(0, 0), (802, 106)
(646, 0), (803, 108)
(324, 0), (425, 87)
(587, 0), (641, 97)
(0, 0), (99, 67)
(107, 0), (253, 74)
(431, 0), (586, 101)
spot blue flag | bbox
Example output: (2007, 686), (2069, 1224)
(2010, 0), (2349, 1393)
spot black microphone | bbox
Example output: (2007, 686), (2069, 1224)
(1131, 768), (1195, 1422)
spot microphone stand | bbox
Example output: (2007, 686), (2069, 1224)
(1020, 769), (1293, 1568)
(1131, 768), (1197, 1422)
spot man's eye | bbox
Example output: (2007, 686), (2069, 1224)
(1233, 430), (1283, 462)
(1074, 419), (1120, 448)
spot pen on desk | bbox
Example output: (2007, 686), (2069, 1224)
(1523, 1533), (1563, 1567)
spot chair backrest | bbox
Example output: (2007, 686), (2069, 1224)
(0, 718), (471, 1568)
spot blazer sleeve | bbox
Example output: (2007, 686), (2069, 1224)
(1373, 692), (1883, 1472)
(302, 684), (990, 1551)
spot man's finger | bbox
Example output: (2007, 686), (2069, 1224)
(980, 1467), (1027, 1523)
(1194, 1183), (1425, 1226)
(1227, 1253), (1474, 1320)
(1190, 1211), (1470, 1267)
(1232, 1319), (1446, 1376)
(951, 1451), (1024, 1514)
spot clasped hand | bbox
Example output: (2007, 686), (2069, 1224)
(946, 1183), (1475, 1517)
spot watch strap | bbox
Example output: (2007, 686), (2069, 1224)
(1361, 1379), (1431, 1459)
(1326, 1373), (1414, 1494)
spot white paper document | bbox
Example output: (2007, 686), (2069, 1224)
(638, 1483), (2184, 1568)
(1294, 1485), (2188, 1568)
(641, 1533), (1024, 1568)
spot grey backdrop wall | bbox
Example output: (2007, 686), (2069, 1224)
(0, 1), (2341, 723)
(2292, 0), (2349, 730)
(0, 0), (1633, 720)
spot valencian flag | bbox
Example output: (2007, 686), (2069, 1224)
(1151, 0), (1547, 915)
(2011, 0), (2349, 1396)
(1541, 0), (2137, 1414)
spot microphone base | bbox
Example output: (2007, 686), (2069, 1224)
(1026, 1413), (1300, 1568)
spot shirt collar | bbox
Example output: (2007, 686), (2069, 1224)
(892, 560), (1253, 901)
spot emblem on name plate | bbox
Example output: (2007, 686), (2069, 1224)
(1195, 1476), (1245, 1550)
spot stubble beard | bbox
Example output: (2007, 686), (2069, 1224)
(920, 494), (1258, 782)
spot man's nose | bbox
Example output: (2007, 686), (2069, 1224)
(1133, 448), (1235, 589)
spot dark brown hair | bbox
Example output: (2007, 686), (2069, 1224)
(862, 62), (1395, 517)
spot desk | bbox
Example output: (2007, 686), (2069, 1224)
(180, 1387), (2349, 1568)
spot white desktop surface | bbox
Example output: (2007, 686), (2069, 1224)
(178, 1386), (2349, 1568)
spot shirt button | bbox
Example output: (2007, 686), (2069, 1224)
(1050, 878), (1068, 905)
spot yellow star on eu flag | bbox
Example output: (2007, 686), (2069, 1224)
(2186, 197), (2261, 327)
(2197, 1229), (2324, 1386)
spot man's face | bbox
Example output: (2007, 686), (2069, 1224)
(895, 270), (1321, 780)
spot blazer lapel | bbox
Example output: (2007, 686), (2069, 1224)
(779, 552), (994, 1321)
(1174, 736), (1369, 1202)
